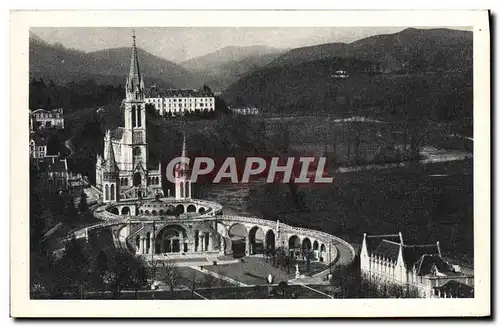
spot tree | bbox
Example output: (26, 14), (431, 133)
(163, 261), (180, 298)
(277, 281), (288, 297)
(105, 250), (147, 298)
(79, 192), (88, 213)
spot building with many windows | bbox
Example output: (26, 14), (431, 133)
(37, 155), (69, 194)
(30, 108), (64, 130)
(145, 87), (215, 116)
(360, 233), (474, 298)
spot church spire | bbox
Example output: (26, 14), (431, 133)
(104, 131), (118, 179)
(126, 29), (143, 97)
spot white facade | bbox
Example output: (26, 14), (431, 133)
(145, 91), (215, 116)
(30, 139), (47, 158)
(30, 108), (64, 130)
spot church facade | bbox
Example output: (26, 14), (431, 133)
(96, 33), (163, 202)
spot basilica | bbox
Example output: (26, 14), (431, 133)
(95, 32), (163, 202)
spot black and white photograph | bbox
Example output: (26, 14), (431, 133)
(10, 9), (490, 318)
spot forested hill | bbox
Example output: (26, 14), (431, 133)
(29, 34), (198, 89)
(223, 28), (473, 128)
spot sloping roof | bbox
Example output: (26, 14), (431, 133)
(414, 254), (453, 276)
(39, 156), (67, 173)
(365, 234), (402, 255)
(110, 127), (124, 140)
(30, 133), (47, 145)
(434, 280), (474, 298)
(105, 136), (119, 175)
(402, 244), (441, 269)
(373, 240), (400, 262)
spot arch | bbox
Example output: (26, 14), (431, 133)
(159, 210), (165, 215)
(104, 184), (109, 201)
(228, 223), (248, 258)
(137, 107), (142, 127)
(121, 207), (130, 215)
(133, 146), (141, 156)
(144, 210), (150, 215)
(289, 235), (301, 258)
(320, 244), (327, 263)
(155, 225), (188, 254)
(186, 204), (196, 213)
(151, 210), (157, 216)
(313, 240), (319, 251)
(167, 206), (175, 215)
(124, 178), (128, 186)
(198, 207), (206, 214)
(132, 105), (136, 127)
(133, 172), (141, 186)
(110, 207), (119, 215)
(110, 184), (115, 201)
(320, 244), (326, 252)
(248, 226), (265, 255)
(155, 177), (159, 185)
(174, 204), (184, 215)
(302, 238), (312, 251)
(265, 229), (276, 251)
(180, 182), (184, 197)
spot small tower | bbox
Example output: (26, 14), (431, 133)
(174, 134), (192, 199)
(103, 131), (119, 203)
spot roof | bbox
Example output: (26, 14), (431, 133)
(39, 156), (68, 173)
(146, 88), (214, 98)
(30, 133), (47, 145)
(402, 244), (441, 269)
(434, 280), (474, 298)
(414, 254), (453, 276)
(373, 240), (400, 262)
(364, 234), (402, 255)
(110, 127), (124, 140)
(104, 135), (119, 176)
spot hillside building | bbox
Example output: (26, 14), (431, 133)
(360, 233), (474, 298)
(145, 87), (215, 116)
(95, 32), (163, 202)
(37, 155), (69, 194)
(229, 105), (259, 115)
(29, 133), (47, 158)
(30, 108), (64, 130)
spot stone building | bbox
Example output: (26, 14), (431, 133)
(95, 32), (163, 202)
(37, 155), (69, 194)
(360, 233), (474, 298)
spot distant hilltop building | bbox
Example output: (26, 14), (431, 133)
(30, 108), (64, 130)
(360, 233), (474, 298)
(95, 31), (163, 202)
(29, 133), (47, 158)
(229, 105), (259, 115)
(145, 85), (215, 116)
(332, 70), (349, 78)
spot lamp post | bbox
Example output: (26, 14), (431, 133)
(151, 220), (156, 299)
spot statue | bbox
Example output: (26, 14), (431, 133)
(295, 263), (300, 279)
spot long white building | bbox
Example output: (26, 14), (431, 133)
(145, 88), (215, 116)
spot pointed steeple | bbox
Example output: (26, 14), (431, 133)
(126, 29), (143, 96)
(104, 131), (118, 179)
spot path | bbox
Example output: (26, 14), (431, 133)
(289, 280), (336, 298)
(190, 266), (250, 287)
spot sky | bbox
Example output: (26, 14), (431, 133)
(31, 26), (470, 63)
